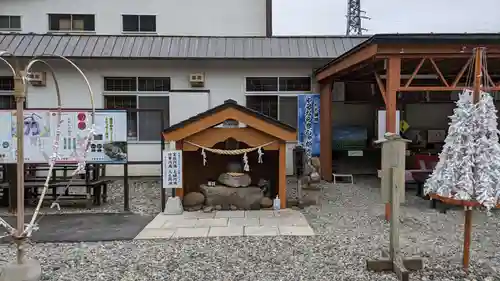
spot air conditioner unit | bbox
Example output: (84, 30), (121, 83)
(189, 73), (205, 87)
(25, 72), (47, 87)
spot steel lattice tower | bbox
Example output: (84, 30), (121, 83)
(346, 0), (369, 35)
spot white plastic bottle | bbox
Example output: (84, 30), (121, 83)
(273, 196), (281, 210)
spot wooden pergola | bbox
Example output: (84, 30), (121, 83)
(315, 33), (500, 185)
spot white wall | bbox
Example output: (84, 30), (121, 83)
(1, 0), (267, 36)
(0, 59), (326, 176)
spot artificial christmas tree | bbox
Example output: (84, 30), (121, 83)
(424, 90), (500, 210)
(424, 90), (476, 202)
(471, 92), (500, 209)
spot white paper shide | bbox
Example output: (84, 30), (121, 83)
(424, 90), (500, 210)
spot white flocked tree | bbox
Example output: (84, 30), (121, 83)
(424, 90), (500, 210)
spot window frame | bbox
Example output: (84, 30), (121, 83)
(0, 76), (23, 109)
(244, 76), (311, 128)
(47, 13), (95, 32)
(0, 15), (22, 31)
(121, 14), (157, 33)
(244, 76), (312, 94)
(103, 76), (170, 143)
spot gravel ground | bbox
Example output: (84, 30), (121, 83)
(1, 176), (500, 281)
(0, 179), (163, 217)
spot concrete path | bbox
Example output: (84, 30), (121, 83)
(1, 213), (154, 243)
(135, 209), (315, 239)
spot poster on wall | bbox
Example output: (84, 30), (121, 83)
(162, 150), (183, 189)
(0, 109), (128, 164)
(297, 94), (321, 158)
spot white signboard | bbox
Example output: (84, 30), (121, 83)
(377, 110), (401, 141)
(0, 109), (128, 164)
(348, 150), (363, 157)
(163, 150), (183, 189)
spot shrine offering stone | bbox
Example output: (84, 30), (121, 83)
(200, 184), (264, 210)
(310, 157), (321, 173)
(183, 192), (205, 207)
(310, 172), (321, 183)
(218, 173), (251, 187)
(260, 197), (273, 208)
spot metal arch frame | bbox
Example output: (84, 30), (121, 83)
(0, 51), (97, 266)
(21, 54), (97, 236)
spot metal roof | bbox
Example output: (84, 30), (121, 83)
(0, 33), (368, 59)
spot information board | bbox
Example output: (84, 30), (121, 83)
(162, 150), (183, 189)
(0, 109), (128, 164)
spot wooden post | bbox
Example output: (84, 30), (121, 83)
(366, 134), (422, 281)
(384, 57), (401, 221)
(278, 141), (287, 209)
(461, 47), (484, 272)
(319, 81), (333, 182)
(175, 140), (184, 198)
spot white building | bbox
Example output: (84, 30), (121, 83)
(0, 0), (366, 176)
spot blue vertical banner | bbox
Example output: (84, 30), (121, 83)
(297, 94), (321, 158)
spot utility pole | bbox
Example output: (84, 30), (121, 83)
(346, 0), (370, 35)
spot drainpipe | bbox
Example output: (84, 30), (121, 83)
(266, 0), (272, 37)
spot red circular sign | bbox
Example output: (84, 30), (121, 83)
(78, 122), (86, 130)
(77, 113), (86, 121)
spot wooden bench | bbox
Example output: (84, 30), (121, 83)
(0, 164), (113, 209)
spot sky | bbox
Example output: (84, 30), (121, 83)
(273, 0), (499, 35)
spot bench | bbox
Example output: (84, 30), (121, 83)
(0, 164), (113, 209)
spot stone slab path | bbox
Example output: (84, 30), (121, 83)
(134, 209), (314, 239)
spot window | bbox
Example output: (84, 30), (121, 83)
(48, 14), (95, 32)
(138, 77), (170, 91)
(279, 77), (311, 92)
(0, 77), (22, 109)
(0, 77), (14, 91)
(0, 16), (21, 30)
(103, 77), (170, 141)
(245, 95), (297, 128)
(246, 77), (278, 92)
(122, 15), (156, 32)
(245, 77), (311, 92)
(245, 76), (310, 128)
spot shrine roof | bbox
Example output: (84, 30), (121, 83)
(162, 99), (296, 142)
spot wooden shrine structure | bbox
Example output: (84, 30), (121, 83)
(162, 99), (296, 209)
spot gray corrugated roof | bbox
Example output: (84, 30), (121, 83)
(0, 33), (367, 59)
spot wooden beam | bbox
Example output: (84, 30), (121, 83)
(184, 128), (280, 151)
(385, 57), (400, 133)
(404, 58), (426, 87)
(398, 86), (500, 92)
(319, 82), (333, 182)
(384, 56), (401, 221)
(377, 44), (500, 57)
(429, 58), (449, 87)
(278, 141), (287, 209)
(316, 44), (378, 82)
(452, 57), (473, 87)
(374, 72), (387, 104)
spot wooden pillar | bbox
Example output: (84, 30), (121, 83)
(384, 56), (401, 221)
(319, 81), (333, 182)
(175, 140), (185, 198)
(278, 141), (287, 209)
